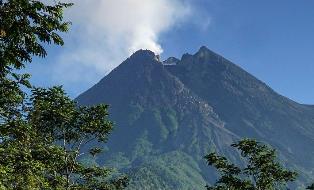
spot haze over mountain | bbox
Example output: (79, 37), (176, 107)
(76, 47), (314, 189)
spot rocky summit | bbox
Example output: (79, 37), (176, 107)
(76, 47), (314, 189)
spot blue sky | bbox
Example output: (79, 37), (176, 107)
(29, 0), (314, 104)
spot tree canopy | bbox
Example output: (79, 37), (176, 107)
(307, 184), (314, 190)
(0, 0), (72, 74)
(0, 0), (127, 189)
(205, 139), (298, 190)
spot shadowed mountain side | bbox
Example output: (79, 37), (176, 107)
(166, 47), (314, 169)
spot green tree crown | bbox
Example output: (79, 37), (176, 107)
(205, 139), (297, 190)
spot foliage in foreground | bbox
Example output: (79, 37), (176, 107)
(205, 139), (298, 190)
(307, 184), (314, 190)
(0, 0), (72, 74)
(1, 86), (128, 189)
(0, 0), (127, 189)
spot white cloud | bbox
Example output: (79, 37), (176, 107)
(51, 0), (191, 90)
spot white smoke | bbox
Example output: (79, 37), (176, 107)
(51, 0), (191, 89)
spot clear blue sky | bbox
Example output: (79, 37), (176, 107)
(29, 0), (314, 104)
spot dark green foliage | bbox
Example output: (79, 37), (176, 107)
(90, 147), (103, 158)
(307, 184), (314, 190)
(1, 86), (128, 189)
(30, 87), (113, 144)
(205, 139), (297, 190)
(0, 0), (127, 189)
(30, 87), (128, 189)
(0, 0), (72, 74)
(0, 1), (72, 186)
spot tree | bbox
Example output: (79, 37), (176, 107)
(307, 184), (314, 190)
(29, 87), (127, 189)
(1, 86), (128, 189)
(0, 0), (73, 135)
(204, 139), (297, 190)
(0, 1), (73, 188)
(0, 0), (72, 74)
(0, 0), (127, 189)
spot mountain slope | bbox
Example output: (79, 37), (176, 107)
(76, 47), (314, 189)
(166, 47), (314, 171)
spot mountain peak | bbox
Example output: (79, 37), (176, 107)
(198, 45), (210, 52)
(163, 57), (179, 65)
(195, 45), (216, 56)
(130, 49), (160, 62)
